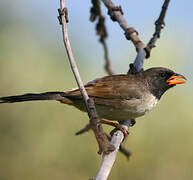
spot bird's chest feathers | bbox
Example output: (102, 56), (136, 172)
(124, 93), (159, 117)
(96, 93), (159, 121)
(140, 93), (158, 113)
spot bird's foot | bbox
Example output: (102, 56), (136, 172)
(100, 120), (129, 139)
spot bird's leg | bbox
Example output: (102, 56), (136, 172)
(100, 120), (129, 138)
(119, 119), (136, 127)
(130, 119), (136, 127)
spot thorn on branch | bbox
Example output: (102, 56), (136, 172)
(58, 7), (69, 25)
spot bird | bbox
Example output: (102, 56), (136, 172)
(0, 67), (186, 122)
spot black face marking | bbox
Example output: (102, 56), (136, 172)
(159, 71), (175, 82)
(143, 68), (176, 99)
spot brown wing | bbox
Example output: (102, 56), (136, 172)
(64, 74), (143, 108)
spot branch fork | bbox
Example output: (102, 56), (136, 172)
(58, 0), (171, 179)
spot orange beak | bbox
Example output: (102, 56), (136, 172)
(166, 74), (186, 85)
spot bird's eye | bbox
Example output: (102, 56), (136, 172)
(160, 72), (166, 78)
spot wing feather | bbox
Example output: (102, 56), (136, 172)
(64, 74), (143, 108)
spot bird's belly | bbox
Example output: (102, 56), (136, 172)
(96, 95), (158, 121)
(96, 105), (140, 121)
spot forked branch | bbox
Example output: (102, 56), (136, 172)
(93, 0), (171, 179)
(58, 0), (171, 179)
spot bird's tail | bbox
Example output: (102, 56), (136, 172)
(0, 91), (72, 104)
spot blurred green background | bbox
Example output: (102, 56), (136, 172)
(0, 0), (193, 179)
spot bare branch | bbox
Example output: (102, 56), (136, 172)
(58, 0), (114, 154)
(59, 0), (171, 179)
(101, 0), (170, 71)
(101, 39), (114, 75)
(94, 120), (131, 180)
(90, 0), (114, 75)
(75, 123), (91, 135)
(146, 0), (171, 58)
(101, 0), (146, 72)
(101, 0), (145, 50)
(93, 0), (171, 179)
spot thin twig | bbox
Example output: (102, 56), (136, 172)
(101, 38), (114, 75)
(58, 0), (114, 154)
(101, 0), (145, 50)
(119, 144), (132, 158)
(146, 0), (170, 58)
(75, 123), (91, 135)
(90, 0), (114, 75)
(101, 0), (146, 72)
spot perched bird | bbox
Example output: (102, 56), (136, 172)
(0, 67), (186, 121)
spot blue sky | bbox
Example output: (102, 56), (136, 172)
(0, 0), (192, 80)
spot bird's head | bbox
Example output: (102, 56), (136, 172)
(142, 67), (186, 99)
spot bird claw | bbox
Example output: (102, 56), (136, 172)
(100, 120), (129, 139)
(110, 125), (129, 140)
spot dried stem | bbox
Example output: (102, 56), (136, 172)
(101, 36), (114, 75)
(58, 0), (114, 154)
(101, 0), (146, 72)
(146, 0), (170, 58)
(90, 0), (114, 75)
(101, 0), (145, 50)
